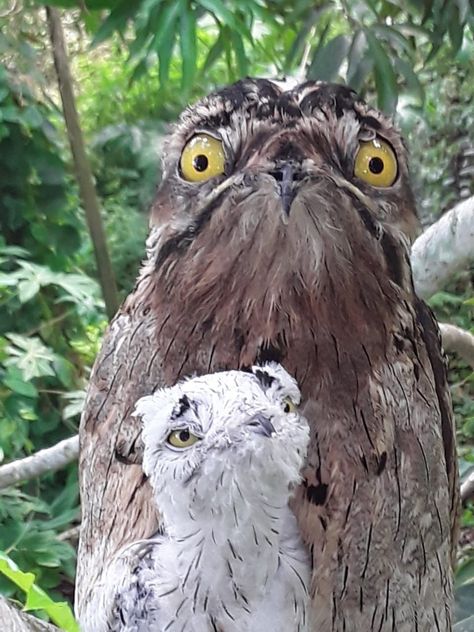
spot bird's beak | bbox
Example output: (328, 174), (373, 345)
(270, 163), (299, 216)
(247, 413), (276, 438)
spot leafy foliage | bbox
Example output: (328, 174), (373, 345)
(33, 0), (474, 114)
(0, 550), (78, 631)
(0, 43), (105, 609)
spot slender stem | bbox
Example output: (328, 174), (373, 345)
(45, 6), (119, 320)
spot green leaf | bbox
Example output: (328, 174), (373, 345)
(365, 30), (398, 114)
(18, 278), (40, 303)
(307, 34), (350, 82)
(373, 24), (413, 54)
(21, 106), (44, 129)
(198, 0), (252, 41)
(179, 5), (197, 88)
(456, 0), (470, 23)
(157, 17), (178, 85)
(0, 554), (35, 592)
(230, 30), (249, 77)
(393, 57), (424, 104)
(3, 368), (38, 399)
(92, 0), (140, 46)
(52, 356), (75, 388)
(201, 28), (226, 75)
(5, 334), (57, 381)
(0, 552), (78, 631)
(150, 1), (181, 62)
(448, 5), (464, 53)
(347, 30), (372, 92)
(284, 6), (328, 72)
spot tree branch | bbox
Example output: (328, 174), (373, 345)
(0, 436), (79, 490)
(411, 195), (474, 300)
(46, 7), (119, 320)
(0, 596), (59, 631)
(461, 470), (474, 504)
(438, 323), (474, 368)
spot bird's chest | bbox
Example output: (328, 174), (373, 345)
(160, 537), (299, 632)
(149, 304), (452, 629)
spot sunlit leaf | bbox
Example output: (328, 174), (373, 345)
(0, 551), (78, 631)
(5, 334), (57, 381)
(18, 278), (40, 303)
(198, 0), (252, 41)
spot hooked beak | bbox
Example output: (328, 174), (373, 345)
(247, 413), (276, 438)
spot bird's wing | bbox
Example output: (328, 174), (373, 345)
(109, 536), (165, 632)
(414, 296), (460, 563)
(76, 305), (167, 616)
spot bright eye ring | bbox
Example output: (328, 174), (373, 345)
(167, 429), (201, 449)
(354, 138), (398, 188)
(282, 397), (297, 414)
(180, 133), (225, 182)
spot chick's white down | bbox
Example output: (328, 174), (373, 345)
(84, 363), (310, 632)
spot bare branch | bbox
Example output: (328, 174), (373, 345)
(411, 196), (474, 300)
(0, 436), (78, 490)
(0, 596), (59, 631)
(439, 323), (474, 368)
(57, 525), (80, 542)
(461, 470), (474, 504)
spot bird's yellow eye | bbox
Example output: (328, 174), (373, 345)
(354, 139), (398, 188)
(167, 429), (201, 449)
(180, 133), (225, 182)
(282, 397), (297, 414)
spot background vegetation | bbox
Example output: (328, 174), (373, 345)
(0, 0), (473, 628)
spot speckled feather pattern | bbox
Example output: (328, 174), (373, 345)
(77, 79), (459, 631)
(81, 364), (310, 632)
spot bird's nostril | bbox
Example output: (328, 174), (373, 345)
(270, 169), (284, 182)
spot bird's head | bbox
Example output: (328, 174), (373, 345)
(150, 78), (419, 274)
(141, 79), (418, 372)
(133, 363), (309, 528)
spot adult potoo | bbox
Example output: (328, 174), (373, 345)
(76, 79), (458, 631)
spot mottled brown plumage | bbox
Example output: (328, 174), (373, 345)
(76, 79), (458, 631)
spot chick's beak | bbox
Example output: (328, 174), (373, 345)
(247, 413), (276, 438)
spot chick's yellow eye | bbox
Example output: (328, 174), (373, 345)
(282, 397), (297, 414)
(180, 133), (225, 182)
(167, 429), (201, 449)
(354, 139), (398, 187)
